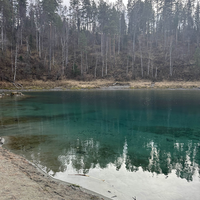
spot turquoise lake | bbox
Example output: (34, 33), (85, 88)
(0, 90), (200, 200)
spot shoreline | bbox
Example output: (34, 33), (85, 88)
(1, 80), (200, 91)
(0, 141), (110, 200)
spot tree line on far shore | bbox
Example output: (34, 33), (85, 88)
(0, 0), (200, 82)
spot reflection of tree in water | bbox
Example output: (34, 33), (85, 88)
(59, 137), (199, 182)
(3, 90), (200, 183)
(9, 133), (200, 182)
(24, 137), (123, 176)
(125, 139), (200, 181)
(58, 138), (124, 174)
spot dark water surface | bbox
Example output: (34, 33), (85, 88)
(0, 90), (200, 199)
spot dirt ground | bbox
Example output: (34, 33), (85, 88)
(0, 147), (109, 200)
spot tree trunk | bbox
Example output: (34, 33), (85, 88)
(41, 26), (44, 52)
(39, 29), (41, 58)
(102, 56), (104, 77)
(95, 55), (97, 78)
(65, 22), (69, 69)
(155, 66), (157, 79)
(148, 58), (150, 76)
(151, 62), (153, 78)
(147, 42), (151, 76)
(26, 36), (29, 53)
(133, 32), (136, 62)
(52, 26), (55, 67)
(164, 30), (167, 49)
(105, 36), (108, 75)
(49, 23), (52, 72)
(188, 38), (190, 56)
(65, 44), (68, 71)
(101, 33), (103, 56)
(11, 46), (13, 74)
(132, 54), (134, 78)
(113, 35), (116, 67)
(1, 6), (3, 51)
(81, 50), (83, 76)
(118, 34), (120, 55)
(20, 22), (23, 46)
(169, 38), (173, 76)
(14, 44), (18, 82)
(61, 38), (65, 76)
(118, 16), (121, 55)
(73, 34), (76, 72)
(109, 35), (111, 59)
(36, 29), (38, 52)
(139, 38), (143, 77)
(113, 34), (115, 57)
(52, 51), (55, 66)
(73, 49), (76, 72)
(44, 51), (47, 68)
(126, 57), (129, 77)
(86, 52), (88, 72)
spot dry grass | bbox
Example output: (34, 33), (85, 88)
(128, 81), (200, 89)
(129, 81), (152, 89)
(0, 82), (14, 90)
(0, 79), (116, 90)
(1, 80), (200, 90)
(152, 81), (200, 89)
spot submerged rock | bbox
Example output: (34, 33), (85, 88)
(10, 92), (24, 96)
(0, 93), (6, 98)
(0, 91), (24, 99)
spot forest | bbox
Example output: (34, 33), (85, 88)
(0, 0), (200, 82)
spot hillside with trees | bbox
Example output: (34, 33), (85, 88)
(0, 0), (200, 83)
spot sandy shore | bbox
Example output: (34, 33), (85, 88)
(0, 146), (109, 200)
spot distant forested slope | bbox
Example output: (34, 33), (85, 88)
(0, 0), (200, 82)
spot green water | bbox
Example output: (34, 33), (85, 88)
(0, 90), (200, 199)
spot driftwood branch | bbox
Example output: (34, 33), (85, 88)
(12, 82), (23, 89)
(2, 76), (23, 89)
(13, 82), (19, 89)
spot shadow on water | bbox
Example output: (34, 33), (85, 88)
(0, 116), (38, 126)
(0, 110), (96, 128)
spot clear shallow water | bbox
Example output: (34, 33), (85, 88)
(0, 90), (200, 199)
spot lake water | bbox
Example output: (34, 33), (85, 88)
(0, 90), (200, 200)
